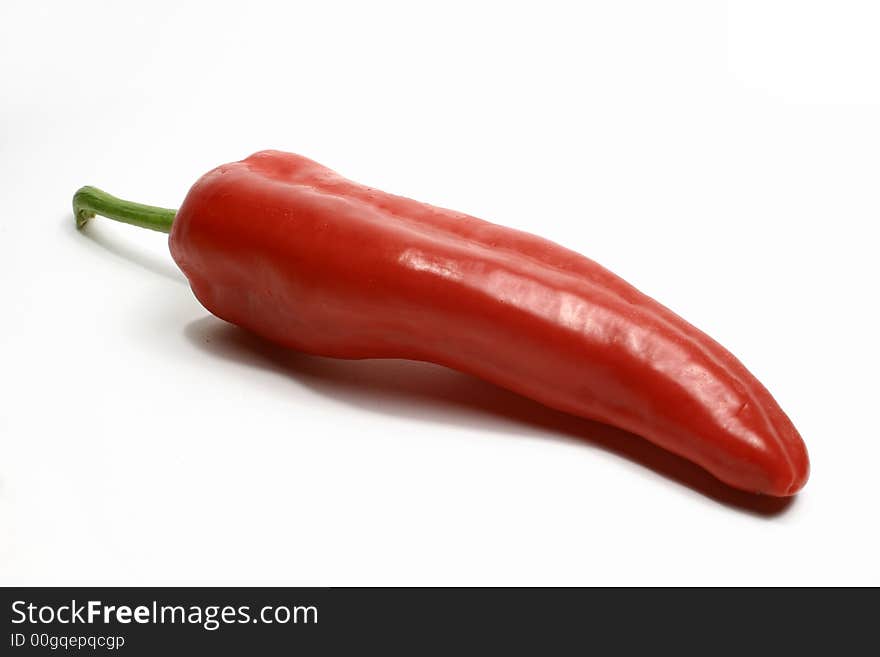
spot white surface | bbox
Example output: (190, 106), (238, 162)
(1, 0), (878, 586)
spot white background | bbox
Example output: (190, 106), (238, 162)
(1, 1), (878, 586)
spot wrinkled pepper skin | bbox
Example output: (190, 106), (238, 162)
(170, 150), (809, 496)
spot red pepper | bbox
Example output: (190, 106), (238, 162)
(73, 150), (809, 496)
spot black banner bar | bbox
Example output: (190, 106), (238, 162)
(1, 587), (875, 654)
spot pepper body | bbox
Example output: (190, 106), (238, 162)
(169, 150), (809, 496)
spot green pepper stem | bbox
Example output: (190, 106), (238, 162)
(73, 186), (177, 234)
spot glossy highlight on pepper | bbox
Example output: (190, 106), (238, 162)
(73, 150), (810, 496)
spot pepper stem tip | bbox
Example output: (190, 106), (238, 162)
(71, 185), (177, 234)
